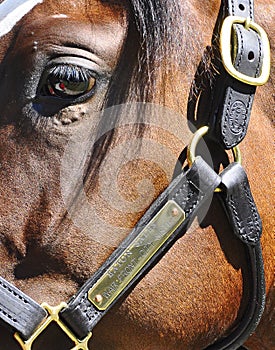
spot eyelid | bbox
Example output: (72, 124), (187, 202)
(47, 56), (104, 74)
(49, 45), (110, 70)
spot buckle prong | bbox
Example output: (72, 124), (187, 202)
(220, 16), (270, 86)
(14, 302), (92, 350)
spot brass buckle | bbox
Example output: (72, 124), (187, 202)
(220, 16), (270, 86)
(14, 302), (92, 350)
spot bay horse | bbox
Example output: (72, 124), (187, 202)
(0, 0), (274, 349)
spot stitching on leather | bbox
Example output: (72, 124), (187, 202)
(222, 26), (245, 145)
(231, 0), (235, 15)
(249, 0), (253, 19)
(244, 185), (260, 233)
(222, 91), (233, 146)
(228, 196), (242, 230)
(245, 93), (252, 119)
(228, 196), (249, 240)
(0, 279), (28, 304)
(0, 279), (32, 324)
(235, 26), (244, 69)
(174, 181), (199, 215)
(228, 183), (260, 243)
(0, 308), (17, 323)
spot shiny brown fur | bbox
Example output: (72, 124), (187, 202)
(0, 0), (274, 349)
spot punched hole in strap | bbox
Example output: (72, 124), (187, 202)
(248, 51), (255, 61)
(220, 16), (271, 85)
(239, 3), (245, 11)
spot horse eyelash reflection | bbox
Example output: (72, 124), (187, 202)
(50, 64), (92, 82)
(41, 64), (96, 98)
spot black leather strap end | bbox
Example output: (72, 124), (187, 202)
(0, 277), (47, 340)
(220, 162), (262, 245)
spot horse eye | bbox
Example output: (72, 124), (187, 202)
(40, 64), (96, 99)
(47, 76), (96, 97)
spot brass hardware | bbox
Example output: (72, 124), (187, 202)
(88, 200), (185, 310)
(14, 303), (92, 350)
(171, 208), (179, 217)
(220, 16), (270, 86)
(187, 126), (209, 167)
(187, 126), (241, 192)
(94, 294), (103, 304)
(232, 144), (242, 164)
(187, 126), (241, 167)
(217, 146), (241, 192)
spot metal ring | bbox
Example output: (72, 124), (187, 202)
(187, 126), (209, 167)
(187, 126), (241, 167)
(232, 145), (242, 164)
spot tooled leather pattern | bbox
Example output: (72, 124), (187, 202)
(219, 0), (263, 148)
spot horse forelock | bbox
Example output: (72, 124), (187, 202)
(83, 0), (219, 185)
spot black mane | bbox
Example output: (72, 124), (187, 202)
(84, 0), (186, 183)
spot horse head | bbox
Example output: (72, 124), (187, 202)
(0, 0), (273, 349)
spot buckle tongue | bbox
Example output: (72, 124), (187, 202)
(220, 16), (270, 86)
(14, 302), (92, 350)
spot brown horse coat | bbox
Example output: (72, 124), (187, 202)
(0, 0), (274, 349)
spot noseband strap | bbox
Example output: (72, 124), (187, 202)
(205, 163), (265, 349)
(0, 277), (47, 340)
(0, 0), (270, 349)
(60, 157), (221, 339)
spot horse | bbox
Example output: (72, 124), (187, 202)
(0, 0), (273, 349)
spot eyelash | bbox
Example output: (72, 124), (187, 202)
(40, 64), (96, 98)
(49, 64), (93, 82)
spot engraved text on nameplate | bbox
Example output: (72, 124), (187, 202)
(88, 200), (185, 310)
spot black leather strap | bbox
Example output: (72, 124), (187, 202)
(227, 0), (253, 17)
(0, 161), (264, 349)
(60, 157), (221, 339)
(188, 0), (263, 148)
(205, 163), (265, 350)
(219, 162), (262, 245)
(0, 158), (220, 341)
(0, 277), (47, 340)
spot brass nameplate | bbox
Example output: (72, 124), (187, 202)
(88, 200), (185, 310)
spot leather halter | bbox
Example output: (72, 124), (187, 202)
(0, 0), (270, 349)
